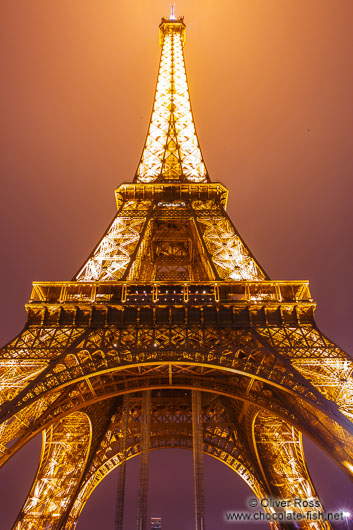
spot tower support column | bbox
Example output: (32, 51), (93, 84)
(136, 390), (151, 530)
(115, 394), (130, 530)
(192, 390), (205, 530)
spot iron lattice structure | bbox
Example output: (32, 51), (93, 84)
(1, 13), (353, 530)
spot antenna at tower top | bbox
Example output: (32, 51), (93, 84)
(170, 4), (176, 20)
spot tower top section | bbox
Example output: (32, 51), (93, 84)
(159, 10), (186, 46)
(134, 16), (208, 184)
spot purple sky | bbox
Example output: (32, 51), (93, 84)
(1, 1), (353, 528)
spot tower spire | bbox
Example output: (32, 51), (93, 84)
(75, 16), (267, 283)
(135, 16), (208, 183)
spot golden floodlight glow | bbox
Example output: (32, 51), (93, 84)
(4, 15), (353, 526)
(344, 461), (353, 474)
(135, 17), (208, 183)
(75, 18), (266, 283)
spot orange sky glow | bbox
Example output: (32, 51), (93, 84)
(1, 1), (353, 528)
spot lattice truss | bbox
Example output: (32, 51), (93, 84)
(13, 412), (91, 530)
(135, 21), (207, 182)
(9, 394), (330, 530)
(193, 200), (265, 280)
(74, 199), (266, 283)
(126, 221), (153, 281)
(192, 390), (205, 530)
(0, 395), (57, 462)
(1, 322), (353, 474)
(0, 320), (350, 528)
(257, 326), (353, 420)
(76, 201), (151, 281)
(136, 390), (151, 530)
(0, 326), (86, 460)
(62, 395), (270, 526)
(254, 412), (329, 530)
(0, 326), (347, 421)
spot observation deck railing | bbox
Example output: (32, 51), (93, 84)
(29, 281), (312, 306)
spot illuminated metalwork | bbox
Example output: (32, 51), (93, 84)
(115, 394), (129, 530)
(192, 390), (205, 530)
(253, 411), (328, 530)
(76, 201), (152, 281)
(13, 412), (91, 530)
(0, 11), (352, 530)
(137, 390), (151, 530)
(135, 16), (207, 183)
(193, 203), (266, 280)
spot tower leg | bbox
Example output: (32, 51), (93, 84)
(136, 390), (151, 530)
(253, 411), (331, 530)
(12, 411), (91, 530)
(192, 390), (205, 530)
(115, 394), (130, 530)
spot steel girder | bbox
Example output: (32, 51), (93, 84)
(10, 392), (331, 530)
(1, 322), (353, 489)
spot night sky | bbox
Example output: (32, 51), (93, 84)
(1, 1), (353, 529)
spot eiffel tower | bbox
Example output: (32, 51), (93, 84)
(1, 10), (353, 530)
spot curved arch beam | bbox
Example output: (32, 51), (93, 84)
(252, 411), (331, 530)
(0, 328), (336, 423)
(1, 367), (353, 484)
(64, 394), (269, 527)
(12, 411), (91, 530)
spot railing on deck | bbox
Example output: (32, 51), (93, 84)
(29, 281), (312, 305)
